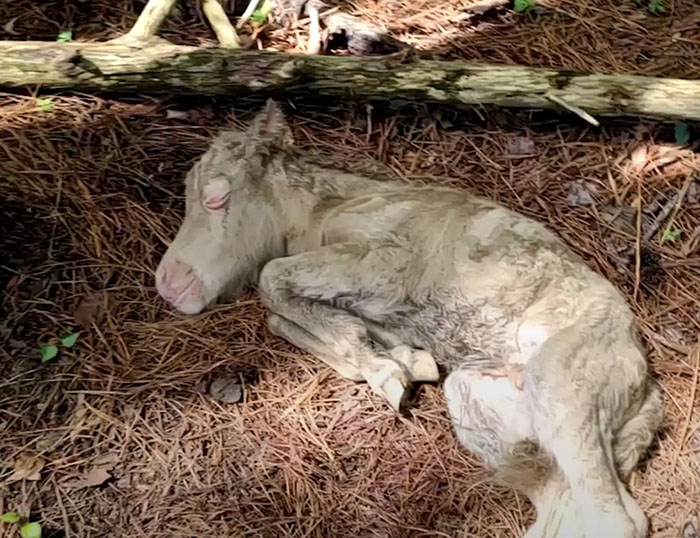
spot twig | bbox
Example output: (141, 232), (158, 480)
(658, 173), (695, 245)
(306, 5), (321, 55)
(202, 0), (242, 48)
(237, 0), (262, 28)
(670, 345), (700, 471)
(463, 0), (510, 14)
(546, 92), (600, 127)
(638, 172), (695, 244)
(633, 182), (642, 300)
(122, 0), (179, 42)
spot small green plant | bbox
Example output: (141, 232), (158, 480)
(648, 0), (666, 14)
(1, 513), (20, 524)
(39, 345), (58, 362)
(663, 225), (682, 243)
(36, 98), (53, 112)
(21, 522), (42, 538)
(60, 333), (79, 347)
(514, 0), (534, 13)
(39, 332), (79, 363)
(2, 513), (42, 538)
(674, 122), (690, 145)
(250, 0), (272, 23)
(56, 30), (72, 42)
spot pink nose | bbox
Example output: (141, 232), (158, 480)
(156, 259), (199, 306)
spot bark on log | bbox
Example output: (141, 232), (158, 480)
(1, 40), (699, 121)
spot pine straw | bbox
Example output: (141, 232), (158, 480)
(0, 0), (699, 536)
(0, 92), (698, 538)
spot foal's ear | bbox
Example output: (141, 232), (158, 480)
(248, 99), (289, 146)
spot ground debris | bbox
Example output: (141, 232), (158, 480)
(9, 456), (44, 482)
(208, 374), (244, 404)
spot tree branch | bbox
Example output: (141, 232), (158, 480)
(1, 40), (699, 121)
(202, 0), (242, 48)
(118, 0), (179, 44)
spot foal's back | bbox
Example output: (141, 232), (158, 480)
(299, 175), (635, 375)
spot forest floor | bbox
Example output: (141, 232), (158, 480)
(0, 1), (698, 537)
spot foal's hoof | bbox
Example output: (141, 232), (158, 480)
(362, 358), (410, 412)
(389, 346), (440, 382)
(380, 376), (409, 412)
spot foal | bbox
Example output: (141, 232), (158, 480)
(156, 101), (662, 538)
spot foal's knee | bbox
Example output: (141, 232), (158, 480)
(258, 258), (289, 305)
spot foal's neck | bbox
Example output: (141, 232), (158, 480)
(263, 148), (402, 252)
(267, 147), (403, 203)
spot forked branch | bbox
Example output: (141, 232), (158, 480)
(114, 0), (242, 49)
(202, 0), (242, 48)
(120, 0), (179, 43)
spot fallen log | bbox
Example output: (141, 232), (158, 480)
(1, 38), (699, 122)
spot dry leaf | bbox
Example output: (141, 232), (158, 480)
(211, 444), (223, 467)
(567, 181), (595, 206)
(508, 135), (537, 156)
(83, 467), (111, 487)
(35, 431), (64, 453)
(64, 466), (112, 489)
(9, 457), (45, 482)
(600, 205), (636, 234)
(683, 521), (699, 538)
(5, 274), (19, 294)
(209, 375), (243, 404)
(114, 103), (160, 118)
(74, 291), (106, 329)
(629, 144), (647, 171)
(92, 453), (118, 469)
(2, 16), (20, 35)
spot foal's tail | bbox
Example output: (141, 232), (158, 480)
(613, 378), (663, 478)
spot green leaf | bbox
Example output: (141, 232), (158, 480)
(21, 522), (41, 538)
(60, 333), (79, 347)
(514, 0), (534, 13)
(647, 0), (665, 14)
(1, 512), (21, 524)
(663, 226), (682, 242)
(674, 122), (690, 145)
(250, 0), (272, 23)
(40, 344), (58, 362)
(56, 30), (72, 42)
(36, 98), (53, 112)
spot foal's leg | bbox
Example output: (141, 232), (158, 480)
(444, 366), (585, 538)
(267, 313), (365, 381)
(445, 366), (658, 538)
(267, 313), (436, 384)
(444, 367), (558, 535)
(521, 382), (660, 538)
(525, 330), (645, 538)
(444, 367), (536, 469)
(259, 243), (439, 411)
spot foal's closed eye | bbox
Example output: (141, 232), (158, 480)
(202, 180), (231, 211)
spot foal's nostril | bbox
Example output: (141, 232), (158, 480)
(157, 259), (198, 304)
